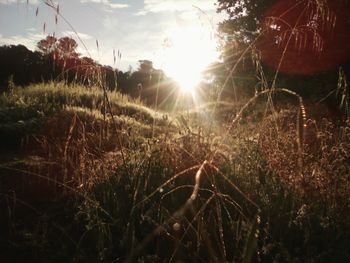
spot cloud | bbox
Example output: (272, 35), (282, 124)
(0, 0), (39, 4)
(26, 27), (37, 32)
(0, 32), (45, 50)
(80, 0), (129, 9)
(136, 0), (216, 15)
(109, 3), (129, 9)
(62, 31), (93, 40)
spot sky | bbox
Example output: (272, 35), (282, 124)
(0, 0), (226, 74)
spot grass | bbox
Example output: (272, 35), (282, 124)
(0, 82), (172, 150)
(1, 82), (350, 262)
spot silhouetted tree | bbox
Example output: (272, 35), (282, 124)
(37, 35), (57, 55)
(217, 0), (276, 45)
(0, 44), (51, 88)
(215, 0), (277, 97)
(0, 38), (180, 108)
(57, 37), (79, 59)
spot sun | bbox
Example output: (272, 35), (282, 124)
(155, 25), (219, 93)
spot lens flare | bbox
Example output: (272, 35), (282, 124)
(156, 25), (219, 94)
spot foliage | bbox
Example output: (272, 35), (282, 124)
(217, 0), (276, 44)
(260, 107), (350, 215)
(215, 0), (350, 102)
(0, 38), (180, 107)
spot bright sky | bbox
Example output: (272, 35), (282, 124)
(0, 0), (226, 78)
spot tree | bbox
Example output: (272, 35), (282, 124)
(37, 36), (79, 60)
(217, 0), (276, 45)
(216, 0), (350, 101)
(138, 60), (153, 73)
(218, 0), (350, 72)
(0, 44), (58, 87)
(57, 37), (79, 58)
(37, 35), (57, 55)
(215, 0), (277, 97)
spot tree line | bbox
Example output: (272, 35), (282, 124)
(0, 36), (180, 107)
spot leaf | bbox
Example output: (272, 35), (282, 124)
(340, 94), (346, 108)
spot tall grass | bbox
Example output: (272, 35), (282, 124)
(2, 82), (349, 262)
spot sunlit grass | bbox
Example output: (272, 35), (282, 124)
(1, 80), (350, 262)
(0, 82), (172, 124)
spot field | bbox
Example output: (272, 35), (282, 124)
(1, 82), (350, 262)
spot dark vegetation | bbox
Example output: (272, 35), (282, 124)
(1, 0), (350, 262)
(0, 38), (181, 108)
